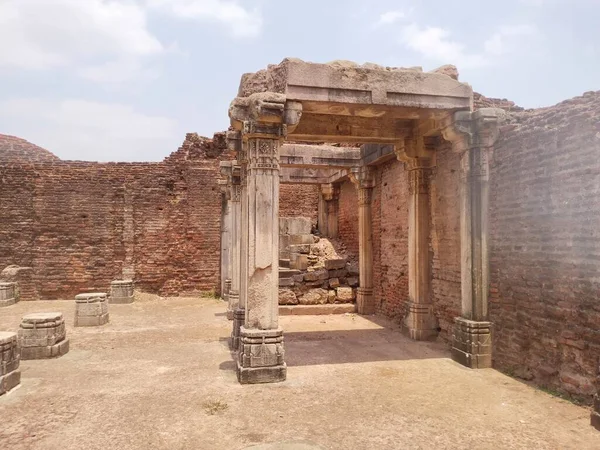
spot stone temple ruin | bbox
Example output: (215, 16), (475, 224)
(1, 58), (600, 433)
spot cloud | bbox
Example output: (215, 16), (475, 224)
(147, 0), (263, 38)
(400, 24), (488, 69)
(377, 10), (405, 26)
(397, 23), (540, 69)
(0, 98), (178, 161)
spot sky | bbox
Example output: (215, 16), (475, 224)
(0, 0), (598, 162)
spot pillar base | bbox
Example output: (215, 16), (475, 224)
(451, 317), (492, 369)
(401, 302), (439, 341)
(229, 307), (244, 350)
(223, 278), (232, 302)
(237, 326), (286, 384)
(356, 287), (375, 315)
(591, 394), (600, 431)
(21, 339), (70, 360)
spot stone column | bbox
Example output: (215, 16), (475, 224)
(219, 175), (232, 303)
(396, 136), (438, 340)
(229, 94), (302, 384)
(323, 184), (339, 239)
(350, 166), (376, 315)
(442, 108), (502, 368)
(318, 185), (329, 237)
(228, 164), (242, 325)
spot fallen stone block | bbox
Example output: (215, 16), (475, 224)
(279, 289), (298, 305)
(289, 244), (310, 254)
(0, 332), (21, 394)
(336, 287), (356, 303)
(299, 288), (328, 305)
(304, 269), (328, 282)
(328, 269), (348, 279)
(325, 259), (347, 270)
(328, 278), (341, 289)
(290, 253), (308, 271)
(347, 277), (359, 287)
(0, 282), (18, 307)
(279, 278), (295, 288)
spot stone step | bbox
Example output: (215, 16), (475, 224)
(279, 268), (301, 278)
(279, 259), (290, 268)
(279, 304), (356, 316)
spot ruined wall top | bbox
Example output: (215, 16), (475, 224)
(0, 134), (60, 163)
(237, 58), (473, 112)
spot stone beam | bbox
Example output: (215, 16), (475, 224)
(280, 144), (361, 168)
(280, 167), (346, 184)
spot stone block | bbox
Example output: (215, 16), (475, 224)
(328, 278), (341, 289)
(451, 317), (492, 369)
(347, 262), (360, 276)
(0, 332), (20, 377)
(347, 277), (359, 287)
(279, 278), (295, 288)
(336, 287), (355, 303)
(279, 269), (301, 278)
(299, 288), (328, 305)
(327, 290), (336, 304)
(17, 313), (69, 360)
(290, 253), (309, 271)
(229, 308), (244, 351)
(21, 339), (70, 360)
(289, 234), (314, 245)
(0, 370), (21, 396)
(280, 217), (312, 235)
(278, 304), (357, 316)
(237, 327), (286, 384)
(0, 282), (18, 307)
(324, 259), (347, 270)
(292, 274), (304, 284)
(328, 269), (348, 279)
(75, 293), (110, 327)
(279, 289), (298, 305)
(110, 280), (134, 304)
(304, 269), (328, 282)
(289, 244), (310, 254)
(591, 394), (600, 431)
(304, 280), (326, 288)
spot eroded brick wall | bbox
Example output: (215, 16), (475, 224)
(337, 180), (359, 259)
(280, 184), (318, 226)
(489, 91), (600, 398)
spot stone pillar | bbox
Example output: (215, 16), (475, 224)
(350, 166), (376, 315)
(110, 280), (134, 304)
(0, 282), (18, 307)
(228, 164), (242, 325)
(396, 136), (438, 340)
(18, 312), (70, 359)
(219, 177), (232, 303)
(442, 108), (503, 368)
(0, 332), (20, 395)
(318, 185), (329, 237)
(75, 292), (110, 327)
(323, 184), (339, 239)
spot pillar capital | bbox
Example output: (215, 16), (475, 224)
(321, 183), (339, 201)
(349, 166), (375, 190)
(229, 93), (303, 136)
(441, 108), (504, 153)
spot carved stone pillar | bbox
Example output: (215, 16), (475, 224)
(396, 136), (438, 340)
(442, 108), (503, 368)
(229, 94), (302, 384)
(350, 166), (375, 315)
(228, 165), (242, 323)
(219, 179), (232, 304)
(323, 184), (339, 239)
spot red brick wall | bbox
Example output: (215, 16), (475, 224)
(337, 180), (359, 259)
(280, 184), (319, 226)
(489, 91), (600, 398)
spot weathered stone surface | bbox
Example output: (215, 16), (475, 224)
(18, 313), (69, 360)
(280, 217), (312, 235)
(298, 289), (328, 305)
(347, 262), (359, 276)
(279, 289), (298, 305)
(0, 266), (38, 301)
(328, 269), (348, 279)
(21, 339), (70, 360)
(0, 370), (21, 396)
(110, 280), (134, 304)
(328, 278), (340, 289)
(0, 282), (18, 307)
(279, 278), (295, 288)
(304, 269), (328, 282)
(327, 290), (336, 304)
(346, 277), (359, 287)
(451, 318), (492, 369)
(335, 287), (355, 303)
(289, 244), (310, 254)
(290, 253), (308, 271)
(75, 293), (110, 327)
(324, 259), (347, 270)
(237, 327), (286, 384)
(278, 304), (356, 316)
(431, 64), (459, 80)
(289, 234), (314, 245)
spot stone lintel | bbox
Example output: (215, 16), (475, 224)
(281, 167), (344, 185)
(280, 144), (361, 169)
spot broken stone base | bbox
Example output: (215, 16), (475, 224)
(110, 280), (134, 304)
(21, 339), (70, 360)
(0, 282), (18, 307)
(75, 293), (109, 327)
(230, 307), (244, 350)
(0, 331), (21, 395)
(18, 312), (69, 360)
(356, 287), (375, 315)
(451, 317), (492, 369)
(237, 327), (286, 384)
(402, 302), (439, 341)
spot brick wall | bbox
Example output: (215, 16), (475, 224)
(337, 180), (359, 259)
(489, 91), (600, 398)
(280, 184), (318, 226)
(0, 133), (318, 299)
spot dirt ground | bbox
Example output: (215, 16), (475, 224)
(0, 294), (598, 450)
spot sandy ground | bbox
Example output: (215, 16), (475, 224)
(0, 295), (598, 450)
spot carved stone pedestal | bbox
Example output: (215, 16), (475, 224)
(402, 302), (438, 341)
(230, 307), (244, 351)
(18, 312), (70, 360)
(0, 332), (21, 395)
(110, 280), (134, 304)
(237, 327), (286, 384)
(0, 282), (18, 307)
(591, 394), (600, 430)
(356, 287), (375, 315)
(451, 317), (492, 369)
(75, 293), (109, 327)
